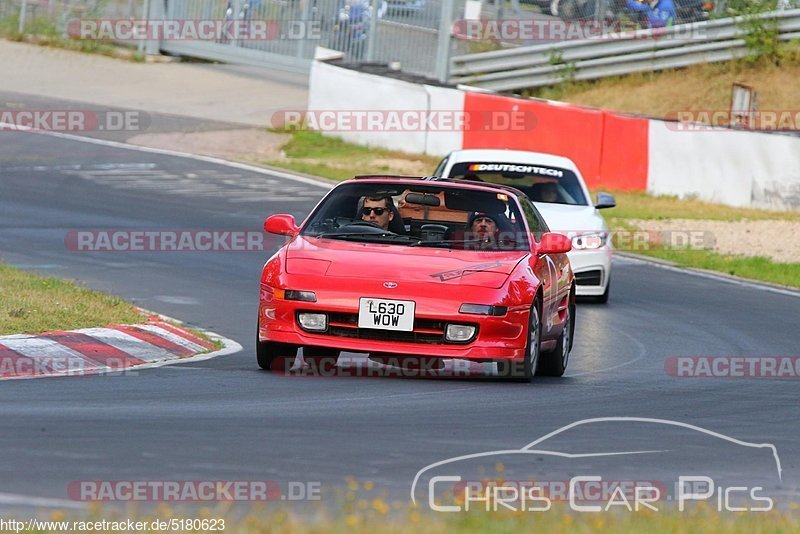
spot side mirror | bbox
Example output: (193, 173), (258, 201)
(264, 214), (299, 236)
(595, 192), (617, 209)
(538, 232), (572, 255)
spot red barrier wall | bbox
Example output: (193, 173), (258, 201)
(461, 91), (648, 191)
(597, 111), (649, 191)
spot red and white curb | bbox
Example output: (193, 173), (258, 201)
(0, 318), (241, 380)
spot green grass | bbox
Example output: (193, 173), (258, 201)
(0, 15), (144, 61)
(267, 129), (440, 182)
(631, 248), (800, 288)
(0, 263), (143, 335)
(0, 262), (222, 347)
(279, 129), (376, 160)
(17, 501), (800, 533)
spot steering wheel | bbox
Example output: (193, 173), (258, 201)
(339, 220), (395, 234)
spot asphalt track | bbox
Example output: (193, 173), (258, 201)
(1, 125), (799, 512)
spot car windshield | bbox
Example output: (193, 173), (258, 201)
(301, 181), (530, 251)
(448, 162), (589, 206)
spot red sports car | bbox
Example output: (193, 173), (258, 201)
(258, 176), (575, 381)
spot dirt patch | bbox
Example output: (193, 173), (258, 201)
(125, 130), (434, 178)
(626, 218), (800, 263)
(127, 129), (290, 162)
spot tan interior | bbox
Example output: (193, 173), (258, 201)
(396, 190), (469, 223)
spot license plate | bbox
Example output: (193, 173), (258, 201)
(358, 298), (415, 331)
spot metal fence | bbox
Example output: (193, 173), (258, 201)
(3, 0), (797, 83)
(0, 0), (141, 35)
(0, 0), (460, 78)
(450, 7), (800, 90)
(158, 0), (460, 76)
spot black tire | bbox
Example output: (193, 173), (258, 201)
(256, 326), (297, 371)
(593, 281), (610, 304)
(497, 297), (541, 383)
(538, 301), (574, 377)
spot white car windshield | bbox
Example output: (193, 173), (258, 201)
(448, 162), (589, 206)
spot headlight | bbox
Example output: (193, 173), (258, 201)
(459, 304), (507, 316)
(274, 289), (317, 302)
(445, 324), (477, 343)
(298, 313), (327, 331)
(571, 232), (607, 250)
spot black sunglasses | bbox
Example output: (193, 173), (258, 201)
(361, 207), (387, 216)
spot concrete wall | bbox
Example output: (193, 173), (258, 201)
(308, 61), (463, 156)
(648, 121), (800, 211)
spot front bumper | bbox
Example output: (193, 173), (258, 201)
(259, 287), (528, 362)
(568, 247), (611, 296)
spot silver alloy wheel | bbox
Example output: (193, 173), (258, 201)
(529, 306), (540, 376)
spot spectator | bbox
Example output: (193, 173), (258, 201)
(626, 0), (676, 28)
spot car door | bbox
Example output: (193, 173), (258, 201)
(520, 198), (569, 338)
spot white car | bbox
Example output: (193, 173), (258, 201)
(435, 149), (615, 303)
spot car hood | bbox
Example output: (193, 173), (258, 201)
(532, 202), (607, 233)
(285, 236), (527, 288)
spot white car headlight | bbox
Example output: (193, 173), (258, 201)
(298, 313), (327, 331)
(571, 232), (607, 250)
(445, 324), (476, 342)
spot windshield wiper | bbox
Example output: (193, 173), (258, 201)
(311, 232), (419, 243)
(409, 239), (469, 248)
(411, 237), (523, 249)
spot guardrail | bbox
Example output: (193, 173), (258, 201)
(450, 9), (800, 91)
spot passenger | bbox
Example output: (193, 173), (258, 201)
(469, 212), (498, 239)
(465, 211), (502, 249)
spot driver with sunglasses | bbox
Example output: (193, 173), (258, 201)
(360, 195), (395, 231)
